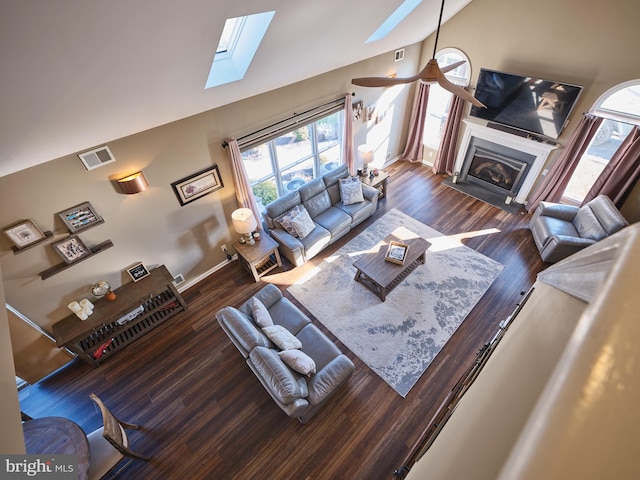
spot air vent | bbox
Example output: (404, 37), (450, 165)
(394, 48), (405, 62)
(173, 274), (185, 285)
(78, 146), (116, 170)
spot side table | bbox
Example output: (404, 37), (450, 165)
(361, 170), (390, 199)
(234, 234), (282, 282)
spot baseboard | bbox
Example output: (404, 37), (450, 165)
(176, 254), (238, 293)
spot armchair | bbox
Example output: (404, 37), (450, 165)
(529, 195), (629, 263)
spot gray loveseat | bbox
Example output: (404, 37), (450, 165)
(215, 284), (354, 423)
(264, 164), (379, 267)
(529, 195), (629, 263)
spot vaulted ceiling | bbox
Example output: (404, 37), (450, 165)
(0, 0), (472, 177)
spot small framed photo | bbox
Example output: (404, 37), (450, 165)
(2, 219), (47, 250)
(127, 262), (150, 282)
(57, 201), (104, 233)
(51, 235), (92, 264)
(385, 241), (409, 265)
(171, 165), (224, 206)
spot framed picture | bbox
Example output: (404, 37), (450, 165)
(57, 201), (103, 233)
(171, 165), (224, 206)
(385, 241), (409, 265)
(51, 235), (92, 264)
(2, 219), (47, 250)
(127, 262), (150, 282)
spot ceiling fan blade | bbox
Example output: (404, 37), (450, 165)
(435, 65), (486, 108)
(352, 74), (420, 87)
(440, 60), (466, 74)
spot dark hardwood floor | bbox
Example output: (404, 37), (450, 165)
(18, 161), (546, 479)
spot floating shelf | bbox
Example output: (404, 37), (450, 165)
(39, 240), (114, 280)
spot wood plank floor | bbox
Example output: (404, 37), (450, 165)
(19, 161), (547, 479)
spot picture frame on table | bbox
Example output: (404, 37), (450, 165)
(127, 262), (151, 282)
(385, 241), (409, 265)
(57, 201), (103, 233)
(171, 165), (224, 206)
(51, 235), (92, 264)
(2, 219), (47, 250)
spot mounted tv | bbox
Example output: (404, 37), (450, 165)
(470, 68), (583, 140)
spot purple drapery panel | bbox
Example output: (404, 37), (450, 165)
(432, 91), (466, 175)
(398, 83), (430, 163)
(526, 114), (603, 213)
(342, 94), (356, 175)
(224, 138), (262, 231)
(582, 126), (640, 207)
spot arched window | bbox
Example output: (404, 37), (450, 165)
(563, 81), (640, 203)
(422, 48), (472, 151)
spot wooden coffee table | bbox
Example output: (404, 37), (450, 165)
(353, 231), (431, 301)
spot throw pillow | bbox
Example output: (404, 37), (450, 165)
(262, 325), (303, 350)
(251, 298), (274, 328)
(278, 349), (317, 376)
(276, 205), (302, 237)
(339, 176), (364, 205)
(291, 206), (316, 239)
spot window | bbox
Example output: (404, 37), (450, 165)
(422, 48), (472, 150)
(241, 111), (344, 211)
(563, 81), (640, 203)
(206, 11), (275, 89)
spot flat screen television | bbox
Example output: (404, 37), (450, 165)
(470, 68), (583, 140)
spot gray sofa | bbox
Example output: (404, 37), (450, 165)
(264, 164), (379, 267)
(529, 195), (629, 263)
(215, 284), (354, 423)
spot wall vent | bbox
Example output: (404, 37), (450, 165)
(394, 48), (405, 62)
(78, 146), (116, 170)
(173, 274), (185, 285)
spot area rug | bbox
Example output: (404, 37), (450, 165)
(287, 209), (504, 397)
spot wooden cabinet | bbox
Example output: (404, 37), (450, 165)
(52, 265), (186, 366)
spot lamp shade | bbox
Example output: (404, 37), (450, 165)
(357, 145), (374, 165)
(117, 171), (149, 194)
(231, 208), (257, 234)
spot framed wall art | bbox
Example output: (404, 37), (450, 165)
(127, 262), (151, 282)
(51, 235), (92, 264)
(171, 165), (223, 206)
(57, 201), (104, 233)
(2, 219), (48, 250)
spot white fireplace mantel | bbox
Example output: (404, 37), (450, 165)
(455, 119), (559, 204)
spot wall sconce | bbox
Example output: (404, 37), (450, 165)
(357, 145), (374, 176)
(231, 208), (257, 245)
(117, 171), (149, 194)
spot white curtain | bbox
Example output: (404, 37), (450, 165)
(224, 138), (262, 231)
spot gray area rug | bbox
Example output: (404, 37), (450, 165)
(287, 209), (504, 397)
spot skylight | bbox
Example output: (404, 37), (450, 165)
(205, 11), (275, 89)
(366, 0), (423, 43)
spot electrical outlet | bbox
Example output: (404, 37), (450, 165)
(221, 244), (227, 252)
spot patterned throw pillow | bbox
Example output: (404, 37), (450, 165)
(339, 177), (364, 205)
(262, 325), (303, 350)
(291, 207), (316, 239)
(276, 205), (302, 236)
(278, 349), (316, 376)
(251, 297), (274, 328)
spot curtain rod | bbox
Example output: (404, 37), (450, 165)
(222, 93), (355, 148)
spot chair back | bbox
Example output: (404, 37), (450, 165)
(89, 393), (149, 460)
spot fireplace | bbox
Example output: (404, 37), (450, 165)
(466, 147), (527, 197)
(454, 120), (559, 205)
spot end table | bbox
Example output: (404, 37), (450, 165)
(234, 234), (282, 282)
(361, 170), (390, 199)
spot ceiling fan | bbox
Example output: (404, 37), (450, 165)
(352, 0), (486, 108)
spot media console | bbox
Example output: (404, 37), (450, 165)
(52, 265), (187, 366)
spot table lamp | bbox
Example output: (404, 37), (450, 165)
(357, 145), (374, 176)
(231, 208), (257, 245)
